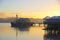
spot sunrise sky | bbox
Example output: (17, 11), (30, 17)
(0, 0), (60, 18)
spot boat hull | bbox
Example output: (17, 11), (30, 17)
(11, 22), (33, 28)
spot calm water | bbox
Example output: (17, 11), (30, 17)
(0, 23), (60, 40)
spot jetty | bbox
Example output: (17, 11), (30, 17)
(43, 16), (60, 31)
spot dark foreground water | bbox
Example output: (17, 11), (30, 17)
(0, 23), (60, 40)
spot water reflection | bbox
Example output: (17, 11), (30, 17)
(44, 30), (60, 40)
(11, 25), (31, 31)
(0, 23), (45, 40)
(18, 27), (30, 31)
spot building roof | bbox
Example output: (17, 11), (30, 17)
(44, 16), (60, 23)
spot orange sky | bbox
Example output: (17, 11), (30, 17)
(0, 0), (60, 18)
(1, 5), (60, 18)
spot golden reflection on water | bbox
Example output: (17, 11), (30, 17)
(0, 23), (45, 40)
(29, 27), (44, 36)
(1, 23), (60, 40)
(0, 24), (16, 36)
